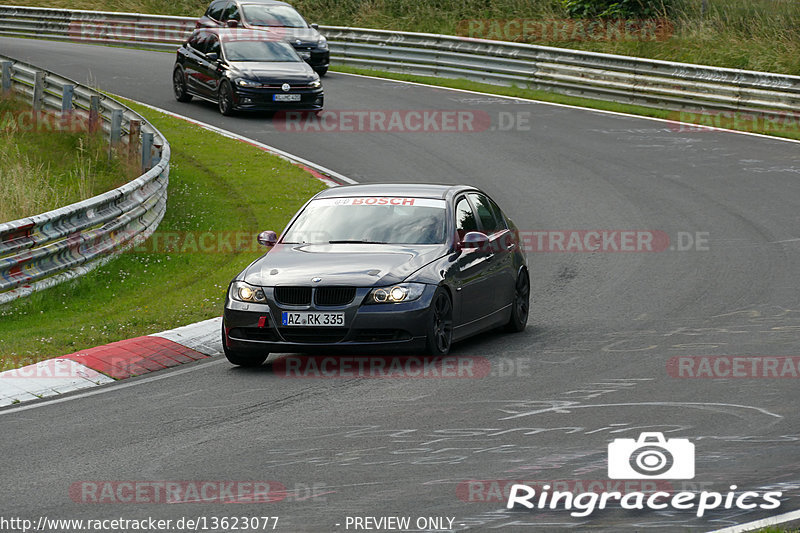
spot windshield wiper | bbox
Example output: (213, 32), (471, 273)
(328, 240), (388, 244)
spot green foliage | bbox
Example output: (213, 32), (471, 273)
(562, 0), (671, 18)
(0, 99), (325, 363)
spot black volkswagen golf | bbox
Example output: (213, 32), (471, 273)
(173, 28), (324, 115)
(222, 184), (530, 366)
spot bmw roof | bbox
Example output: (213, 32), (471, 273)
(315, 184), (478, 200)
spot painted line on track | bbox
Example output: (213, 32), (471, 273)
(0, 358), (228, 416)
(335, 71), (800, 145)
(706, 508), (800, 533)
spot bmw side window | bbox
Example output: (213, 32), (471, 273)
(468, 193), (501, 234)
(486, 196), (508, 230)
(455, 197), (478, 241)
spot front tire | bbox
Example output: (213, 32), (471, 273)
(505, 269), (529, 332)
(218, 81), (235, 116)
(314, 66), (328, 77)
(173, 67), (192, 103)
(222, 323), (268, 367)
(425, 288), (453, 355)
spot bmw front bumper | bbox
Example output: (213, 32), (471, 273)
(223, 284), (436, 354)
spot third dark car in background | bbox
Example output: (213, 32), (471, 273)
(197, 0), (330, 76)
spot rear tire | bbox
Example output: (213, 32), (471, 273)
(505, 269), (529, 332)
(425, 288), (453, 355)
(222, 323), (268, 367)
(173, 67), (192, 103)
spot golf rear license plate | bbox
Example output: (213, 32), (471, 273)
(274, 94), (301, 102)
(282, 312), (344, 326)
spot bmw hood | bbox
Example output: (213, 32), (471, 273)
(242, 244), (446, 287)
(229, 61), (315, 83)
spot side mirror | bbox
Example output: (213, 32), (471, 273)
(226, 19), (239, 28)
(310, 23), (319, 30)
(206, 52), (219, 62)
(257, 230), (278, 247)
(461, 231), (489, 249)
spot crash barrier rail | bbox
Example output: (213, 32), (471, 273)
(0, 4), (798, 119)
(0, 53), (170, 304)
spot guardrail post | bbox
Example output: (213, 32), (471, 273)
(141, 131), (154, 171)
(32, 71), (44, 112)
(1, 61), (11, 93)
(128, 119), (141, 159)
(61, 84), (74, 116)
(88, 95), (100, 133)
(110, 109), (123, 145)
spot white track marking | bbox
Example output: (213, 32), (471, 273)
(706, 508), (800, 533)
(336, 71), (800, 145)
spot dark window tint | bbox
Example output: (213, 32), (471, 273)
(223, 40), (299, 62)
(189, 31), (210, 54)
(207, 35), (221, 56)
(223, 3), (240, 22)
(206, 0), (228, 21)
(455, 197), (478, 239)
(468, 193), (502, 233)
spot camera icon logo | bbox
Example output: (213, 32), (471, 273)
(608, 432), (695, 479)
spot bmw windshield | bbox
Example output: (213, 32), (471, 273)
(282, 197), (448, 245)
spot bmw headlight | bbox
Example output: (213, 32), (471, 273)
(367, 283), (426, 304)
(317, 36), (328, 50)
(230, 281), (267, 303)
(236, 78), (261, 88)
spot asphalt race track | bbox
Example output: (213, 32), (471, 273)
(2, 36), (800, 532)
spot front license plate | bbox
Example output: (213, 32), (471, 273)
(299, 51), (311, 59)
(274, 94), (302, 102)
(281, 312), (345, 327)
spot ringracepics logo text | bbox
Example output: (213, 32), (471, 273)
(506, 433), (782, 517)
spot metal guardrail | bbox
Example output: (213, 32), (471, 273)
(0, 53), (169, 304)
(0, 4), (798, 119)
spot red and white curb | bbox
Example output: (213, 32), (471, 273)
(0, 317), (221, 407)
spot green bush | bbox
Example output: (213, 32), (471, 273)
(563, 0), (671, 18)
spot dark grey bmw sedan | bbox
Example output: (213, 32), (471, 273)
(222, 184), (529, 366)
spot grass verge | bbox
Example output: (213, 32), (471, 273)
(0, 98), (325, 367)
(332, 65), (800, 143)
(0, 96), (136, 222)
